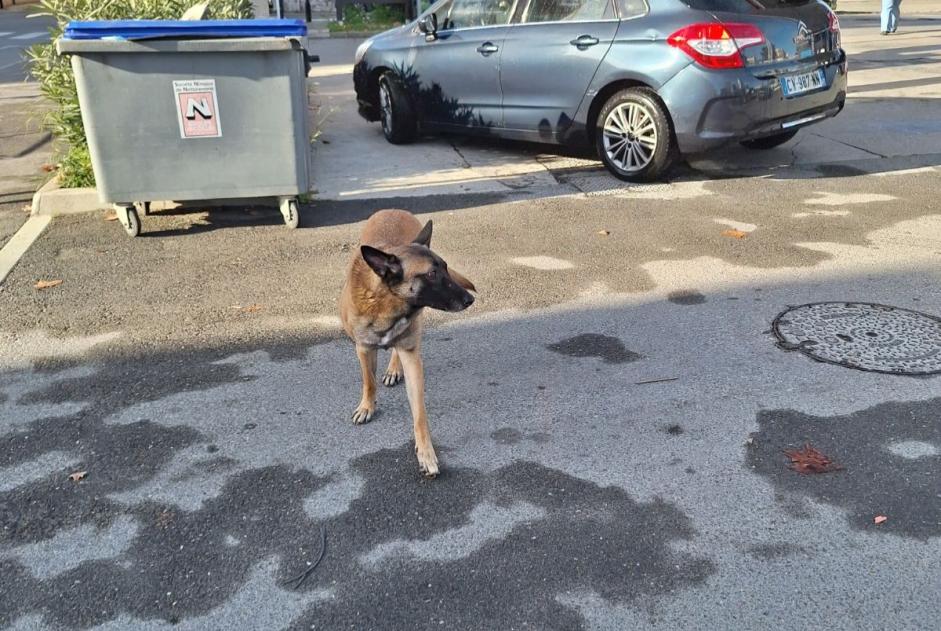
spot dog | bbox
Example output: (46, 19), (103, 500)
(340, 209), (476, 477)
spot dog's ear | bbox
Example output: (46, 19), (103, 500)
(448, 267), (476, 293)
(361, 246), (403, 283)
(412, 220), (433, 247)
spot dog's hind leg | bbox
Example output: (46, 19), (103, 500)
(382, 349), (404, 387)
(351, 344), (378, 424)
(396, 345), (439, 478)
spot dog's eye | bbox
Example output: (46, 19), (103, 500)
(426, 269), (438, 281)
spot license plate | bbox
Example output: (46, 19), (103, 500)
(780, 69), (826, 97)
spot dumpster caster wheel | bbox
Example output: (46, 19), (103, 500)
(280, 198), (299, 230)
(116, 204), (141, 237)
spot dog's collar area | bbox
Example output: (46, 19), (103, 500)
(374, 305), (422, 348)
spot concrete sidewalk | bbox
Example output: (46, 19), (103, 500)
(839, 0), (941, 14)
(0, 82), (51, 249)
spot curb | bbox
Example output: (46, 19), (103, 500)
(31, 176), (108, 217)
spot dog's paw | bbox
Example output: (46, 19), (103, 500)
(382, 370), (403, 387)
(415, 443), (439, 478)
(351, 403), (375, 425)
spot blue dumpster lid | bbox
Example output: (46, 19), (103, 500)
(62, 19), (307, 41)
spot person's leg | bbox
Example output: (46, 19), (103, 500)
(890, 0), (902, 33)
(881, 0), (893, 33)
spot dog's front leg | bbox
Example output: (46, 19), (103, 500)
(382, 349), (403, 387)
(351, 344), (378, 424)
(396, 345), (438, 477)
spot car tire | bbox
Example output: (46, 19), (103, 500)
(740, 130), (799, 150)
(378, 72), (417, 145)
(595, 88), (677, 182)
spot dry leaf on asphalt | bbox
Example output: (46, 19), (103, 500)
(874, 515), (888, 525)
(784, 443), (844, 474)
(597, 230), (610, 236)
(34, 279), (63, 290)
(68, 470), (87, 482)
(104, 210), (119, 221)
(41, 164), (56, 173)
(721, 229), (749, 239)
(240, 304), (263, 313)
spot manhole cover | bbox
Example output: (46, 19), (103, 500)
(772, 302), (941, 375)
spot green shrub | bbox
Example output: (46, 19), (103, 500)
(369, 4), (404, 24)
(342, 4), (367, 26)
(331, 3), (405, 32)
(25, 0), (254, 189)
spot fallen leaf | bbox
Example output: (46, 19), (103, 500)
(240, 304), (263, 313)
(68, 470), (87, 482)
(34, 279), (63, 290)
(874, 515), (888, 525)
(721, 229), (749, 239)
(104, 210), (118, 221)
(41, 164), (56, 173)
(156, 509), (174, 528)
(784, 443), (844, 474)
(597, 230), (610, 236)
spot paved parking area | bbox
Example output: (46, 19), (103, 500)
(1, 11), (940, 631)
(309, 14), (941, 199)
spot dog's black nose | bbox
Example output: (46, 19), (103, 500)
(462, 293), (475, 308)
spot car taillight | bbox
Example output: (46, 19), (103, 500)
(828, 10), (842, 48)
(667, 22), (765, 70)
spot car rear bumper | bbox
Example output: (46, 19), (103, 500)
(660, 52), (848, 154)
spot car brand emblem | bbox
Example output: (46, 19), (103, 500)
(794, 22), (813, 46)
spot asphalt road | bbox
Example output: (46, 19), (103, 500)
(2, 11), (941, 631)
(0, 6), (51, 83)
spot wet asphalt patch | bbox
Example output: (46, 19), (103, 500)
(547, 334), (642, 365)
(747, 397), (941, 540)
(667, 290), (707, 306)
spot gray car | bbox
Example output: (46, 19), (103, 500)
(353, 0), (847, 181)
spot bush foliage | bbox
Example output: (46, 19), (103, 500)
(26, 0), (253, 188)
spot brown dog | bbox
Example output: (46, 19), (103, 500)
(339, 209), (476, 477)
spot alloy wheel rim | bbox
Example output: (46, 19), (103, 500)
(379, 83), (393, 135)
(602, 102), (657, 172)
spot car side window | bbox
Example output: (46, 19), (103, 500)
(522, 0), (614, 23)
(618, 0), (647, 19)
(435, 0), (515, 30)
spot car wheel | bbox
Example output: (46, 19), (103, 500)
(378, 72), (417, 145)
(740, 130), (799, 150)
(596, 88), (677, 182)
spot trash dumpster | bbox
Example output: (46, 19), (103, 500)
(56, 19), (313, 236)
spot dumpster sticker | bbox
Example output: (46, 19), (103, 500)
(173, 79), (222, 139)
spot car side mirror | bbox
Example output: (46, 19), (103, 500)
(418, 13), (438, 41)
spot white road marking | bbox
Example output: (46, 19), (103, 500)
(11, 31), (47, 40)
(510, 256), (575, 270)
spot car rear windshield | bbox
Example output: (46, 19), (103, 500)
(678, 0), (816, 10)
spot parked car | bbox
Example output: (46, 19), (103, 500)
(353, 0), (846, 181)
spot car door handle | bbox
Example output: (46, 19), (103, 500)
(570, 35), (600, 48)
(476, 42), (499, 56)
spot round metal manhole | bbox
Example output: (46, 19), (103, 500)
(772, 302), (941, 375)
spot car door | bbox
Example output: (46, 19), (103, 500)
(410, 0), (515, 129)
(499, 0), (619, 136)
